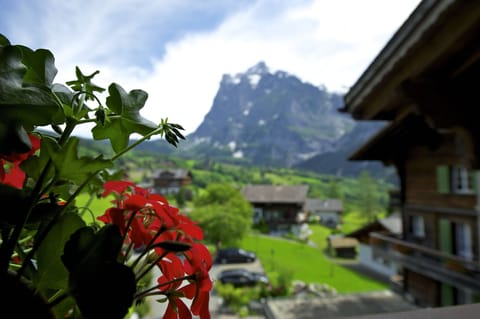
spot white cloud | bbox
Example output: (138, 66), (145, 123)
(2, 0), (421, 138)
(132, 0), (420, 135)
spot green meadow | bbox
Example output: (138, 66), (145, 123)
(75, 193), (113, 225)
(241, 234), (387, 293)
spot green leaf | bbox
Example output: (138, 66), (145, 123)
(61, 225), (123, 272)
(42, 137), (113, 185)
(62, 225), (136, 319)
(92, 83), (157, 153)
(25, 202), (62, 229)
(0, 184), (28, 226)
(61, 226), (96, 272)
(51, 83), (75, 122)
(0, 123), (32, 155)
(35, 212), (86, 289)
(0, 33), (10, 46)
(18, 46), (57, 88)
(51, 296), (76, 319)
(0, 44), (61, 129)
(159, 120), (186, 147)
(152, 240), (192, 252)
(84, 167), (125, 196)
(72, 262), (136, 319)
(2, 272), (55, 319)
(66, 66), (104, 101)
(52, 83), (73, 105)
(21, 135), (56, 189)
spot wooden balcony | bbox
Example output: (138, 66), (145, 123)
(369, 232), (480, 293)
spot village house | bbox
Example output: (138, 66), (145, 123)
(242, 185), (309, 233)
(341, 0), (480, 308)
(152, 168), (192, 195)
(304, 198), (344, 228)
(347, 213), (402, 282)
(327, 235), (358, 259)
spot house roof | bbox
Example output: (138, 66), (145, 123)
(328, 236), (359, 249)
(341, 0), (480, 121)
(347, 212), (403, 239)
(378, 213), (403, 235)
(348, 113), (443, 162)
(153, 169), (191, 179)
(242, 185), (309, 204)
(304, 198), (343, 213)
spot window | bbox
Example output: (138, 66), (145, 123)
(451, 166), (475, 194)
(455, 222), (473, 260)
(439, 219), (473, 260)
(437, 165), (477, 195)
(253, 208), (263, 224)
(411, 215), (425, 238)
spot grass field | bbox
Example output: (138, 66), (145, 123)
(75, 193), (114, 224)
(308, 224), (333, 251)
(241, 234), (387, 293)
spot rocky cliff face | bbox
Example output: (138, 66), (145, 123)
(137, 61), (388, 177)
(187, 62), (354, 167)
(293, 121), (394, 178)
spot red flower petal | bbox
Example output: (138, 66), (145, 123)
(124, 194), (147, 211)
(102, 180), (135, 197)
(191, 291), (210, 319)
(2, 162), (26, 189)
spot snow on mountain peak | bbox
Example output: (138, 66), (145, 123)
(248, 74), (261, 88)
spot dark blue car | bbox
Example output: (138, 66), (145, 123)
(215, 248), (256, 264)
(217, 268), (269, 287)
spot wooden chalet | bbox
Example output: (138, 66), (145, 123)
(347, 213), (402, 280)
(242, 185), (309, 232)
(341, 0), (480, 308)
(304, 198), (344, 228)
(327, 235), (358, 259)
(152, 169), (192, 195)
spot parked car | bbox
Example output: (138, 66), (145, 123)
(215, 248), (256, 264)
(217, 268), (269, 287)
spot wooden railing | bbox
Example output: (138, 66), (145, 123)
(369, 232), (480, 291)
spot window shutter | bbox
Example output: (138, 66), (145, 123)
(439, 219), (452, 254)
(441, 283), (454, 306)
(469, 170), (478, 193)
(436, 166), (450, 194)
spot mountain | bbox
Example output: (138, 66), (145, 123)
(182, 62), (354, 167)
(293, 121), (396, 180)
(137, 62), (389, 177)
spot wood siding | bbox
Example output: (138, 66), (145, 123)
(404, 137), (476, 210)
(406, 270), (439, 307)
(253, 203), (302, 227)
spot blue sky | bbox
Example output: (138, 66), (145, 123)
(0, 0), (421, 137)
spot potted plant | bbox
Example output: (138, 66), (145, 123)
(0, 33), (212, 319)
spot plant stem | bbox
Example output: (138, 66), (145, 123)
(16, 169), (98, 278)
(111, 126), (165, 161)
(130, 226), (166, 269)
(48, 290), (69, 308)
(14, 120), (79, 278)
(135, 251), (168, 283)
(134, 274), (194, 300)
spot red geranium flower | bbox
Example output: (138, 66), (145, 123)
(97, 180), (212, 319)
(0, 134), (41, 189)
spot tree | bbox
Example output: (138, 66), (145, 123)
(190, 184), (253, 247)
(357, 170), (379, 222)
(327, 178), (345, 201)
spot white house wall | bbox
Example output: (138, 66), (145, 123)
(359, 243), (397, 278)
(318, 212), (340, 223)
